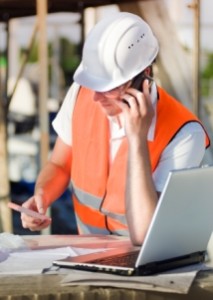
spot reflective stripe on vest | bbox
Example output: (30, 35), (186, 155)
(76, 215), (110, 235)
(71, 86), (210, 236)
(71, 181), (128, 234)
(72, 181), (102, 210)
(76, 214), (129, 236)
(72, 180), (127, 225)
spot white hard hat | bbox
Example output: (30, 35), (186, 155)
(74, 12), (159, 92)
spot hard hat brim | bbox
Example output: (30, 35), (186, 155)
(73, 62), (124, 92)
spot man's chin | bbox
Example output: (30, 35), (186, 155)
(100, 105), (122, 117)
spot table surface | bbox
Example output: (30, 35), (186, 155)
(0, 234), (213, 300)
(0, 271), (213, 300)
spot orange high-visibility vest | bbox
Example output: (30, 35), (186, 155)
(71, 86), (210, 236)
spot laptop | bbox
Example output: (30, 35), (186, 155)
(53, 165), (213, 276)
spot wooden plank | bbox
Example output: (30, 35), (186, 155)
(36, 0), (50, 235)
(36, 0), (49, 169)
(0, 88), (12, 233)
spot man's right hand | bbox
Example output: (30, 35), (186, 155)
(21, 194), (52, 231)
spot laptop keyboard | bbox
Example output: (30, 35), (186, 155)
(88, 250), (139, 267)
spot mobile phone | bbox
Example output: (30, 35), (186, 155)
(8, 202), (49, 221)
(122, 73), (153, 106)
(131, 73), (153, 91)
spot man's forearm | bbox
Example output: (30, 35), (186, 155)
(35, 161), (70, 208)
(126, 139), (158, 245)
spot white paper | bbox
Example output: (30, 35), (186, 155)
(0, 251), (9, 263)
(0, 246), (106, 275)
(0, 232), (28, 252)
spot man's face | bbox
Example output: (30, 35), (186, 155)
(93, 81), (130, 116)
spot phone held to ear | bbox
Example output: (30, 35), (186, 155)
(122, 73), (154, 106)
(131, 74), (153, 91)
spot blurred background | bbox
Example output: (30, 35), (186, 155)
(0, 0), (213, 235)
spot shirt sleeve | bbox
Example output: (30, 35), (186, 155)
(52, 82), (80, 146)
(153, 122), (206, 192)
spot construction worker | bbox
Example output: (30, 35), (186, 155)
(21, 12), (210, 245)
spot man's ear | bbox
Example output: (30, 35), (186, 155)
(144, 66), (151, 76)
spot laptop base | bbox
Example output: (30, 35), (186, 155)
(54, 251), (206, 276)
